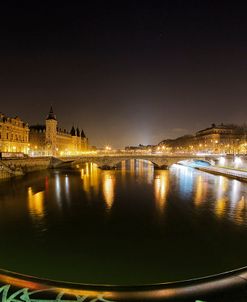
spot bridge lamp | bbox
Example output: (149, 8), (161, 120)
(219, 156), (225, 165)
(235, 156), (242, 165)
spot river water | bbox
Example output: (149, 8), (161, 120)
(1, 160), (247, 285)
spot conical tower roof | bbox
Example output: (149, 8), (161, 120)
(46, 106), (57, 120)
(70, 126), (76, 136)
(81, 129), (86, 138)
(76, 127), (80, 137)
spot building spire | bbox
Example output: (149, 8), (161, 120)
(76, 126), (80, 137)
(81, 129), (86, 138)
(70, 125), (76, 136)
(46, 105), (57, 120)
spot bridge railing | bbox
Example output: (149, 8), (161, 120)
(1, 267), (247, 301)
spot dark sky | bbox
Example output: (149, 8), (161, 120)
(1, 1), (247, 148)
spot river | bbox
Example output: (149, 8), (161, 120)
(0, 160), (247, 285)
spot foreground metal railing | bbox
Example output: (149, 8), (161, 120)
(1, 267), (247, 302)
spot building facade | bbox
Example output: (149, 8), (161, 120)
(0, 113), (29, 154)
(29, 107), (88, 156)
(195, 123), (241, 153)
(159, 123), (246, 154)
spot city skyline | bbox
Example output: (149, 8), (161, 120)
(2, 106), (247, 149)
(1, 1), (247, 147)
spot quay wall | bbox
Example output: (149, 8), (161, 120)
(197, 166), (247, 182)
(214, 155), (247, 170)
(0, 157), (52, 179)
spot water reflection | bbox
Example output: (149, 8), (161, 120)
(119, 159), (154, 180)
(55, 174), (61, 206)
(230, 179), (241, 205)
(65, 175), (70, 203)
(209, 176), (247, 225)
(28, 187), (46, 229)
(215, 176), (228, 218)
(81, 163), (99, 199)
(234, 196), (247, 225)
(194, 175), (204, 205)
(154, 171), (169, 212)
(76, 162), (247, 225)
(4, 160), (247, 284)
(102, 171), (115, 210)
(121, 161), (126, 176)
(172, 164), (194, 197)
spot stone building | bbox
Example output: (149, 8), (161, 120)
(159, 135), (195, 153)
(0, 113), (29, 153)
(159, 123), (246, 154)
(195, 123), (241, 153)
(29, 107), (88, 156)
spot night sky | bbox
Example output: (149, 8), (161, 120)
(1, 1), (247, 148)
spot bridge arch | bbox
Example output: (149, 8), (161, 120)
(177, 159), (213, 167)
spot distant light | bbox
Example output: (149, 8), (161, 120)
(105, 145), (112, 151)
(219, 156), (225, 165)
(196, 152), (209, 156)
(235, 156), (242, 164)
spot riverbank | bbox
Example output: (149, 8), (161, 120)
(0, 157), (52, 179)
(196, 165), (247, 182)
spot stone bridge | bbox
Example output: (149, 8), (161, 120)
(59, 154), (215, 169)
(0, 155), (217, 179)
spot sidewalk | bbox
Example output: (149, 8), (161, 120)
(196, 166), (247, 182)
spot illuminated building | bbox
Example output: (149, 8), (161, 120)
(0, 113), (29, 153)
(195, 123), (240, 153)
(29, 107), (88, 156)
(159, 123), (245, 154)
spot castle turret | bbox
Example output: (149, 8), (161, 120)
(45, 106), (58, 155)
(80, 129), (88, 150)
(81, 129), (86, 138)
(47, 106), (56, 120)
(76, 127), (80, 137)
(70, 126), (76, 136)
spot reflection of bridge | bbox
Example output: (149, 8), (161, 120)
(59, 154), (215, 169)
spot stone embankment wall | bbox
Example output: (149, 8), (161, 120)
(0, 157), (52, 179)
(214, 155), (247, 170)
